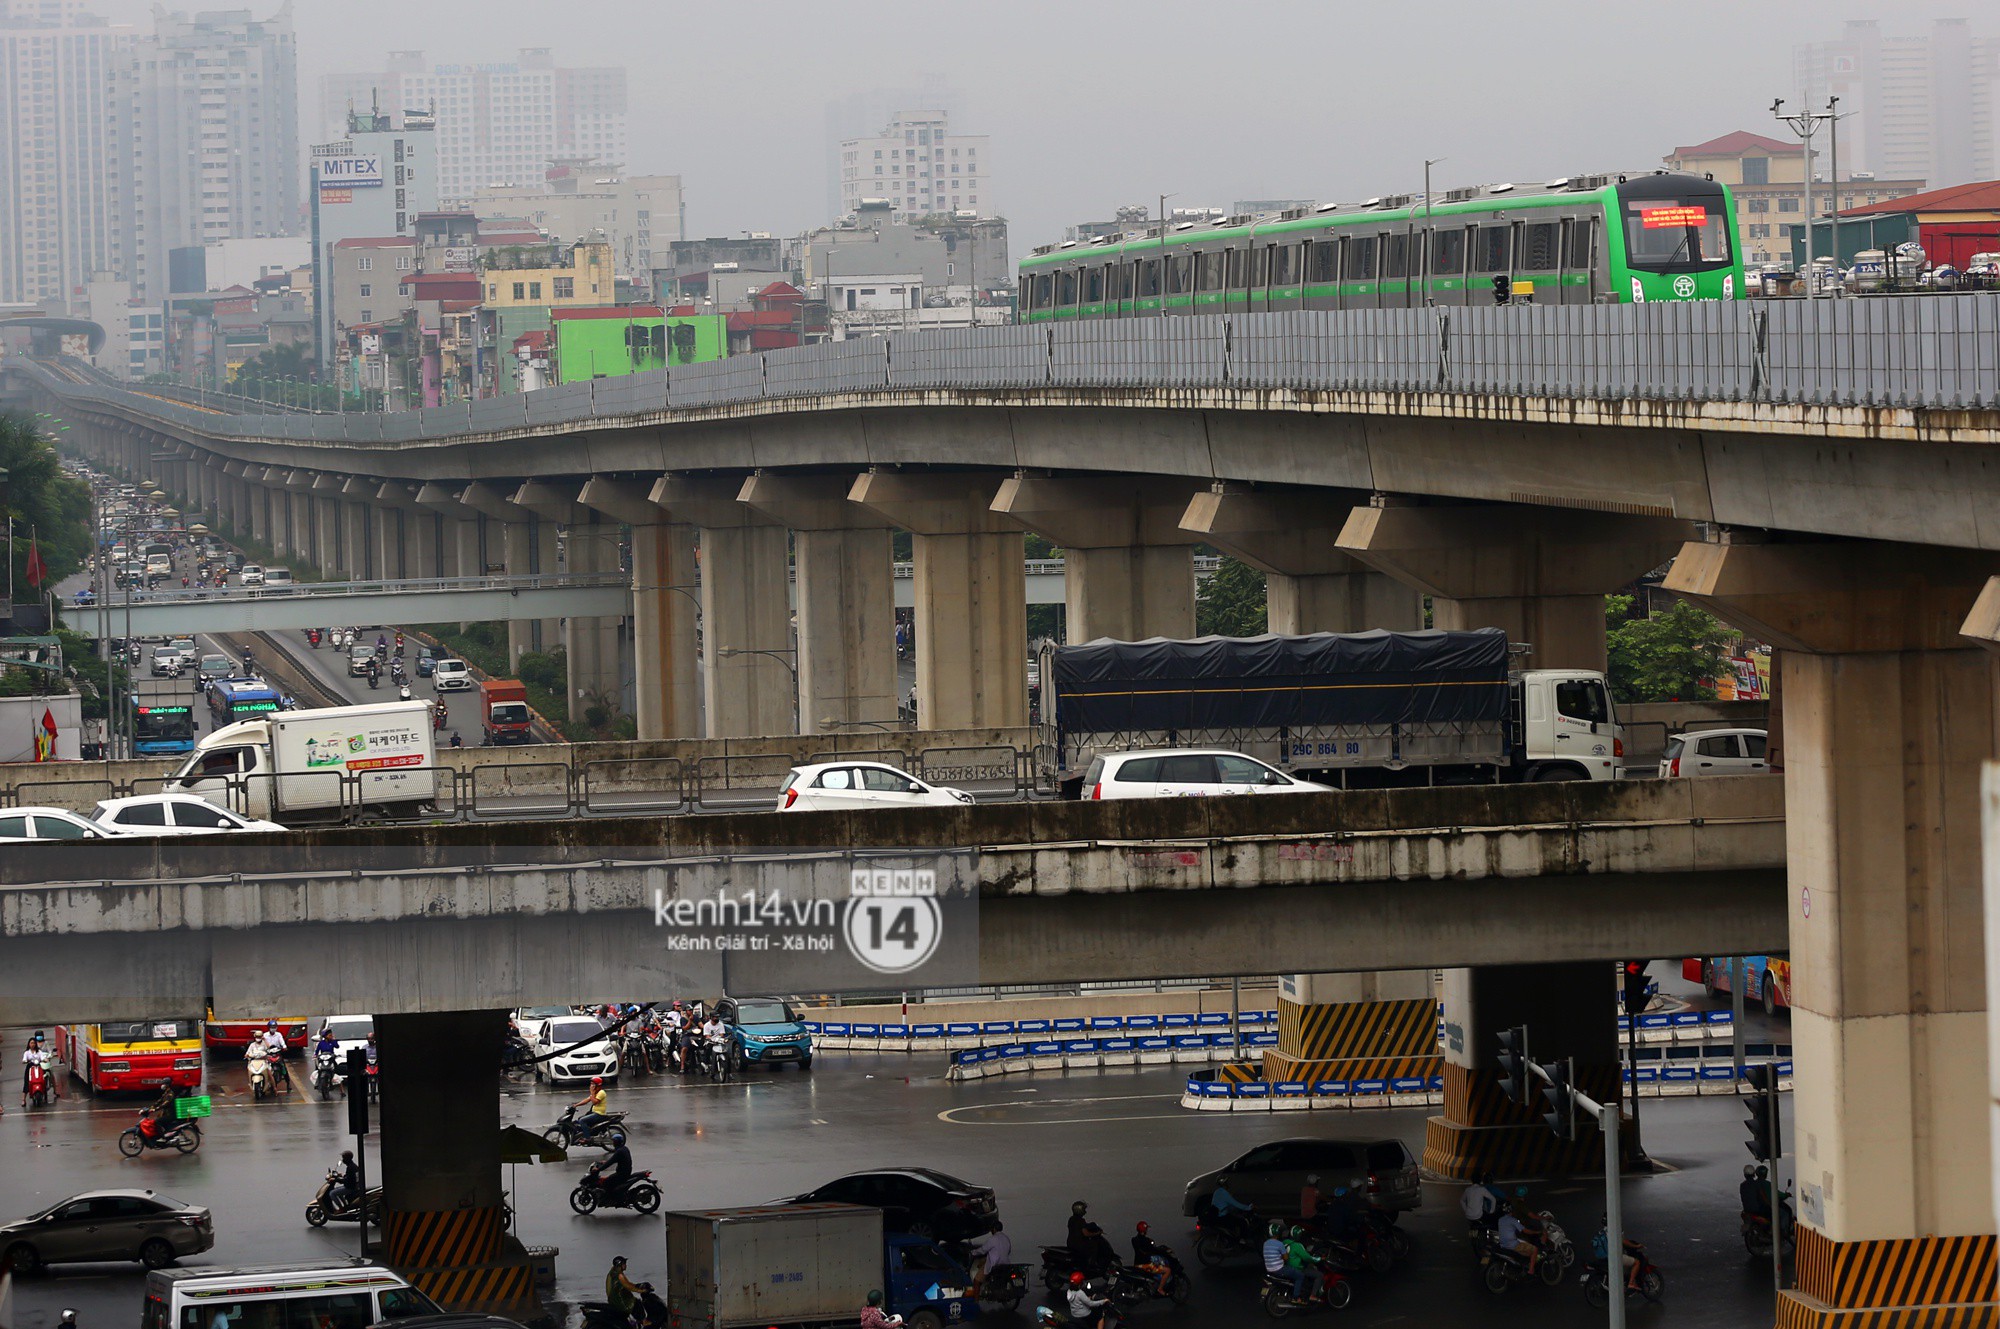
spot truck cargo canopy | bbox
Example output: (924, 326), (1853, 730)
(1053, 628), (1511, 733)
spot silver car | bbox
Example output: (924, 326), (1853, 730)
(0, 1189), (214, 1273)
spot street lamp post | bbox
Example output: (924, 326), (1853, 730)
(1773, 99), (1838, 294)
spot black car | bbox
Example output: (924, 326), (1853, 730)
(791, 1168), (998, 1241)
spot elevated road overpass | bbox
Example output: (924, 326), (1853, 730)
(0, 775), (1783, 1022)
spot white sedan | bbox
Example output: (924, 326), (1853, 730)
(778, 761), (975, 812)
(0, 807), (111, 842)
(91, 794), (286, 836)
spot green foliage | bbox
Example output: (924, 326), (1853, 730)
(1, 413), (93, 589)
(1195, 555), (1269, 638)
(1604, 593), (1733, 703)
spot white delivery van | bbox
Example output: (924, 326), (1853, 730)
(143, 1261), (441, 1329)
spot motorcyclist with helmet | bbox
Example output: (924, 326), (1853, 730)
(330, 1149), (361, 1213)
(1065, 1270), (1109, 1328)
(1281, 1225), (1325, 1302)
(574, 1075), (610, 1138)
(1066, 1201), (1116, 1275)
(1741, 1164), (1771, 1222)
(601, 1131), (634, 1201)
(1130, 1220), (1174, 1297)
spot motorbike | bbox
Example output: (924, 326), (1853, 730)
(304, 1170), (384, 1227)
(307, 629), (321, 648)
(698, 1035), (734, 1083)
(1112, 1245), (1191, 1306)
(247, 1047), (277, 1101)
(119, 1112), (202, 1157)
(1260, 1267), (1355, 1316)
(501, 1034), (533, 1083)
(1193, 1211), (1261, 1268)
(1534, 1211), (1577, 1270)
(975, 1262), (1030, 1311)
(1581, 1248), (1666, 1307)
(570, 1160), (662, 1216)
(1039, 1244), (1119, 1294)
(1477, 1232), (1563, 1293)
(542, 1104), (630, 1150)
(1361, 1206), (1412, 1264)
(24, 1061), (52, 1110)
(1743, 1194), (1797, 1259)
(366, 670), (380, 690)
(1034, 1280), (1132, 1329)
(581, 1283), (669, 1329)
(312, 1050), (343, 1099)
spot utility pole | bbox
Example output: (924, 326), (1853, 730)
(1773, 99), (1838, 294)
(1422, 159), (1444, 304)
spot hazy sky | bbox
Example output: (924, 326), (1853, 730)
(88, 0), (1988, 251)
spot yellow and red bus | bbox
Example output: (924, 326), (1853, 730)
(57, 1017), (204, 1092)
(203, 1011), (307, 1054)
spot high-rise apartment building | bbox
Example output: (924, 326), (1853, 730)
(0, 0), (133, 311)
(836, 110), (990, 221)
(109, 5), (301, 301)
(321, 50), (628, 206)
(1794, 19), (1997, 186)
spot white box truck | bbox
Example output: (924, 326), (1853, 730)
(663, 1205), (979, 1329)
(163, 699), (436, 825)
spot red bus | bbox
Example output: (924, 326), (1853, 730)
(57, 1017), (204, 1092)
(203, 1011), (307, 1054)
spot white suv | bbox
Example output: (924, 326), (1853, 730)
(1079, 749), (1333, 800)
(432, 657), (473, 691)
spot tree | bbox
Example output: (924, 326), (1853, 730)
(1, 412), (92, 592)
(1196, 556), (1268, 637)
(1604, 593), (1733, 703)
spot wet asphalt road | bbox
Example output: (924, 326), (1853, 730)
(1, 1034), (1792, 1329)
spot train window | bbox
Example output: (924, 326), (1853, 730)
(1345, 235), (1377, 280)
(1109, 263), (1134, 300)
(1381, 233), (1409, 280)
(1056, 270), (1078, 306)
(1019, 277), (1032, 310)
(1083, 267), (1105, 303)
(1168, 254), (1192, 294)
(1226, 249), (1248, 288)
(1522, 223), (1559, 271)
(1432, 228), (1465, 275)
(1308, 240), (1337, 283)
(1566, 217), (1596, 270)
(1138, 258), (1162, 298)
(1475, 226), (1511, 272)
(1196, 250), (1225, 292)
(1251, 248), (1268, 287)
(1033, 273), (1053, 307)
(1269, 244), (1299, 286)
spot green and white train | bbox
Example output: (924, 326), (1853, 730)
(1018, 170), (1744, 320)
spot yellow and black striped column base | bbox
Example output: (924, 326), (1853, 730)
(381, 1206), (541, 1320)
(1421, 1115), (1609, 1181)
(1773, 1228), (1998, 1328)
(1278, 997), (1437, 1063)
(1261, 1051), (1444, 1083)
(383, 1204), (505, 1268)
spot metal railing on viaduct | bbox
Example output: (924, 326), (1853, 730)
(14, 298), (2000, 443)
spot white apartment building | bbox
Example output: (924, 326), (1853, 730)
(471, 163), (683, 282)
(0, 0), (133, 310)
(109, 5), (301, 301)
(836, 109), (990, 221)
(1794, 19), (1997, 185)
(321, 50), (628, 206)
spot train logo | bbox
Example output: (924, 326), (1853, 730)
(1672, 275), (1697, 298)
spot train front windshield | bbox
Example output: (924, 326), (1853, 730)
(1619, 184), (1734, 272)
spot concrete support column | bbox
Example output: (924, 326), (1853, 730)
(584, 473), (699, 741)
(455, 483), (536, 664)
(1181, 486), (1424, 633)
(992, 475), (1202, 642)
(1670, 539), (1999, 1327)
(739, 473), (898, 733)
(312, 474), (348, 575)
(244, 468), (271, 549)
(376, 484), (431, 582)
(501, 522), (535, 665)
(515, 480), (622, 725)
(1261, 970), (1440, 1084)
(376, 1009), (539, 1318)
(1337, 503), (1692, 672)
(849, 471), (1027, 730)
(1423, 963), (1622, 1180)
(651, 475), (794, 738)
(406, 509), (442, 580)
(282, 473), (317, 574)
(195, 457), (219, 527)
(342, 499), (372, 582)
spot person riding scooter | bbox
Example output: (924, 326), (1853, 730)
(331, 1149), (361, 1212)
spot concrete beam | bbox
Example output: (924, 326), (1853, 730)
(993, 475), (1203, 642)
(577, 475), (665, 527)
(1181, 486), (1424, 633)
(458, 480), (532, 524)
(511, 479), (588, 526)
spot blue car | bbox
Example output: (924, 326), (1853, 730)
(716, 995), (813, 1071)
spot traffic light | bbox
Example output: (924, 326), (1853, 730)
(1491, 274), (1512, 305)
(1540, 1057), (1577, 1140)
(1622, 960), (1651, 1016)
(1744, 1062), (1782, 1162)
(1495, 1026), (1530, 1104)
(346, 1048), (370, 1137)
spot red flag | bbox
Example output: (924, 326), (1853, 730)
(34, 707), (56, 762)
(25, 533), (46, 588)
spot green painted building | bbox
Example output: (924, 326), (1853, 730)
(551, 309), (727, 383)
